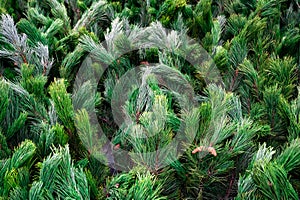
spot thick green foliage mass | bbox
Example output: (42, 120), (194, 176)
(0, 0), (300, 199)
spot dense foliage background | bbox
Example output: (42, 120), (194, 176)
(0, 0), (300, 199)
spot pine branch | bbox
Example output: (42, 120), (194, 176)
(74, 109), (106, 164)
(73, 0), (107, 31)
(30, 145), (90, 199)
(0, 14), (29, 68)
(45, 0), (71, 32)
(276, 138), (300, 172)
(237, 143), (299, 199)
(17, 19), (47, 46)
(0, 14), (53, 75)
(106, 167), (166, 199)
(49, 78), (75, 135)
(10, 140), (36, 169)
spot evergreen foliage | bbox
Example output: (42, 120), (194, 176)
(0, 0), (299, 199)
